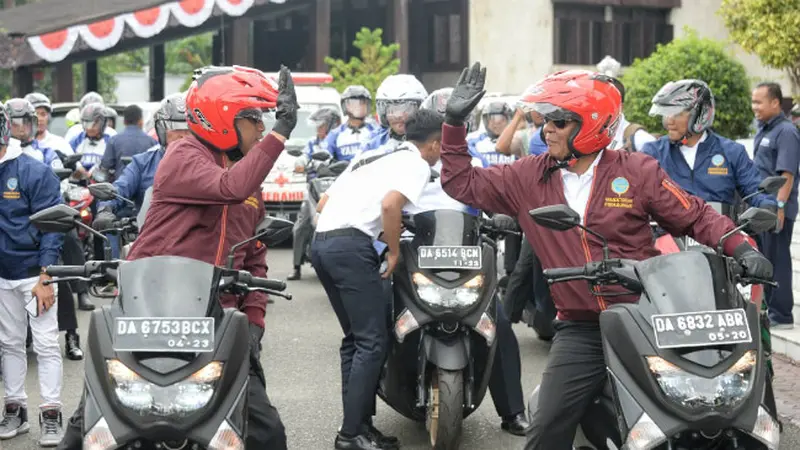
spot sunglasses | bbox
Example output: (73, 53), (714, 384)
(545, 118), (571, 129)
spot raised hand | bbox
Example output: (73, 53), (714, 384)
(272, 65), (299, 139)
(445, 62), (487, 127)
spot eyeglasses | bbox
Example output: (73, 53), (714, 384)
(545, 118), (570, 129)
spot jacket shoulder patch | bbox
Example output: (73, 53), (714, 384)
(661, 178), (690, 209)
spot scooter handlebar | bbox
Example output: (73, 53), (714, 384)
(236, 271), (287, 292)
(542, 267), (586, 280)
(44, 265), (87, 277)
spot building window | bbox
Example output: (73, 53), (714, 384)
(423, 0), (467, 71)
(553, 4), (673, 66)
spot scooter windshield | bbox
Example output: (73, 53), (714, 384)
(117, 255), (217, 318)
(411, 210), (480, 246)
(635, 251), (737, 314)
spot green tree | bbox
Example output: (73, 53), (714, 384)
(718, 0), (800, 97)
(621, 29), (753, 139)
(324, 27), (401, 107)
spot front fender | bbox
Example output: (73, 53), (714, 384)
(422, 334), (468, 371)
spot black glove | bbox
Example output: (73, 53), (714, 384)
(249, 322), (264, 355)
(733, 242), (773, 280)
(490, 214), (519, 232)
(271, 65), (299, 139)
(445, 62), (487, 127)
(93, 209), (116, 231)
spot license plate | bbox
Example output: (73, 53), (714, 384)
(113, 317), (215, 353)
(418, 246), (482, 270)
(651, 309), (751, 349)
(685, 237), (702, 247)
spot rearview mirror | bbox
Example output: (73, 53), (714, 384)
(255, 216), (294, 247)
(87, 182), (118, 201)
(63, 153), (82, 169)
(286, 147), (304, 158)
(759, 176), (786, 196)
(311, 151), (332, 161)
(29, 204), (81, 233)
(54, 168), (73, 181)
(737, 207), (777, 235)
(529, 204), (581, 231)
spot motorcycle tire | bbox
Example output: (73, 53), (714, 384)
(429, 368), (464, 450)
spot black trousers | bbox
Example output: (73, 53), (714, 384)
(310, 229), (389, 437)
(525, 321), (606, 450)
(503, 233), (522, 275)
(761, 219), (795, 324)
(56, 281), (78, 332)
(505, 238), (556, 326)
(61, 230), (88, 295)
(56, 338), (287, 449)
(488, 301), (525, 418)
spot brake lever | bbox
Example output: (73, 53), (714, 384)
(740, 277), (778, 288)
(546, 275), (593, 285)
(249, 288), (293, 300)
(43, 276), (93, 286)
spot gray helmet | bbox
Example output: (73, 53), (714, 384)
(5, 98), (38, 145)
(79, 91), (104, 111)
(649, 79), (715, 137)
(307, 107), (342, 135)
(341, 85), (372, 119)
(421, 88), (454, 115)
(24, 92), (52, 113)
(0, 109), (9, 147)
(80, 103), (107, 141)
(154, 92), (188, 147)
(482, 101), (513, 138)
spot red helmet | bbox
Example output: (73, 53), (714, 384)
(185, 65), (279, 151)
(521, 70), (622, 157)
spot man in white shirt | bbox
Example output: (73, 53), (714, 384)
(24, 93), (74, 157)
(311, 110), (440, 450)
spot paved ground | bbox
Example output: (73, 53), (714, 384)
(2, 247), (800, 449)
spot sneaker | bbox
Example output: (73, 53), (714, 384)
(0, 403), (29, 439)
(771, 321), (795, 330)
(38, 408), (63, 447)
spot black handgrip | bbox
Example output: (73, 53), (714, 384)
(543, 267), (585, 279)
(237, 271), (287, 291)
(45, 265), (87, 277)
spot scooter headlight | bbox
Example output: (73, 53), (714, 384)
(412, 273), (483, 309)
(107, 359), (223, 417)
(646, 351), (756, 411)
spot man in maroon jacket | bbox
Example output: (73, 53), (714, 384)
(57, 65), (299, 450)
(439, 64), (773, 450)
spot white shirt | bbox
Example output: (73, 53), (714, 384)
(38, 131), (74, 156)
(679, 131), (708, 170)
(560, 151), (604, 225)
(64, 123), (117, 142)
(612, 113), (657, 152)
(316, 143), (431, 238)
(404, 155), (483, 215)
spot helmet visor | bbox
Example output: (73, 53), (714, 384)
(10, 117), (33, 140)
(236, 107), (264, 122)
(528, 103), (581, 123)
(344, 98), (369, 118)
(649, 104), (688, 118)
(385, 101), (419, 121)
(164, 119), (189, 131)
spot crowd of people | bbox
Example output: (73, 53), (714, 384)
(0, 56), (795, 449)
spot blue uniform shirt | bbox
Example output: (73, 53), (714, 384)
(98, 144), (164, 213)
(641, 131), (775, 209)
(100, 125), (158, 179)
(0, 146), (64, 280)
(753, 113), (800, 220)
(468, 132), (517, 166)
(528, 127), (548, 156)
(22, 140), (63, 170)
(69, 131), (113, 171)
(325, 123), (378, 161)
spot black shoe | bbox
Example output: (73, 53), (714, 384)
(287, 267), (301, 281)
(77, 293), (95, 311)
(334, 433), (382, 450)
(501, 412), (531, 436)
(65, 332), (84, 361)
(365, 424), (399, 449)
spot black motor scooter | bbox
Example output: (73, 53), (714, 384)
(29, 204), (295, 449)
(526, 204), (781, 450)
(378, 209), (516, 450)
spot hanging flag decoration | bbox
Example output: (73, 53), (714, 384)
(78, 16), (126, 51)
(123, 5), (171, 39)
(217, 0), (255, 17)
(169, 0), (216, 28)
(27, 28), (80, 63)
(25, 0), (271, 63)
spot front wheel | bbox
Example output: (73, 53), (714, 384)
(427, 368), (464, 450)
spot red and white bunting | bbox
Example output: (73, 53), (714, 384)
(27, 27), (80, 63)
(123, 5), (171, 39)
(169, 0), (216, 28)
(216, 0), (255, 17)
(78, 16), (126, 51)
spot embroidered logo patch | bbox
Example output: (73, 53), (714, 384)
(6, 177), (17, 191)
(605, 177), (633, 209)
(708, 154), (728, 175)
(611, 177), (629, 195)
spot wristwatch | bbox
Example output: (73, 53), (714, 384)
(777, 200), (786, 209)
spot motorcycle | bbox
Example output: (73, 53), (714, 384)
(29, 203), (295, 449)
(87, 182), (140, 258)
(526, 203), (781, 450)
(379, 209), (517, 449)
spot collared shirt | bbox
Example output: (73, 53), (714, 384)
(560, 150), (604, 225)
(754, 112), (800, 219)
(101, 125), (158, 180)
(316, 142), (431, 238)
(612, 113), (657, 152)
(325, 122), (378, 161)
(38, 131), (74, 157)
(679, 131), (709, 169)
(468, 132), (517, 166)
(403, 144), (483, 216)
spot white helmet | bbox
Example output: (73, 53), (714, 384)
(375, 74), (428, 128)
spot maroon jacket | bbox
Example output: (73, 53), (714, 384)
(127, 134), (284, 328)
(440, 124), (747, 321)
